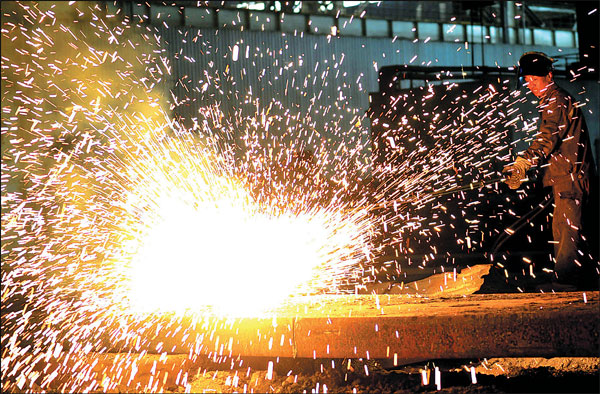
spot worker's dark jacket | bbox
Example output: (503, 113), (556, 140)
(521, 83), (596, 197)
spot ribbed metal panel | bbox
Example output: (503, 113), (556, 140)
(159, 27), (372, 128)
(156, 25), (558, 119)
(152, 25), (598, 162)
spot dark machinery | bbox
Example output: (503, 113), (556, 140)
(366, 65), (555, 284)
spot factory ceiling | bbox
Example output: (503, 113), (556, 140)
(138, 1), (579, 30)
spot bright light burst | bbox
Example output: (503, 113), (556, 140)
(1, 1), (560, 392)
(2, 2), (373, 391)
(0, 1), (371, 322)
(109, 127), (371, 316)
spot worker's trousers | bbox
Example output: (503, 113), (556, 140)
(551, 177), (598, 287)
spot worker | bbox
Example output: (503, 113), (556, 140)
(502, 51), (599, 290)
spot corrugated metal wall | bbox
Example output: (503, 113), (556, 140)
(154, 25), (599, 165)
(158, 25), (552, 121)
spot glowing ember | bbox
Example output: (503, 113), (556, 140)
(110, 131), (371, 316)
(1, 0), (374, 386)
(4, 2), (585, 392)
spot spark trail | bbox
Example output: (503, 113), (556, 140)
(2, 3), (372, 391)
(1, 2), (559, 393)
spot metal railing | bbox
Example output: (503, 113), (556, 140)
(109, 1), (578, 48)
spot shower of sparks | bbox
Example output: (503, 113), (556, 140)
(0, 1), (579, 393)
(2, 2), (375, 391)
(109, 127), (373, 316)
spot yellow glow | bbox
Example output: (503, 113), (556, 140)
(113, 134), (370, 317)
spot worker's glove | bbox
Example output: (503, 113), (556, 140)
(502, 156), (531, 190)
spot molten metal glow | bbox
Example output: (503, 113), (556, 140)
(2, 2), (549, 392)
(114, 139), (369, 316)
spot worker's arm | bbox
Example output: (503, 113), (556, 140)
(521, 90), (570, 166)
(502, 156), (531, 189)
(502, 88), (571, 189)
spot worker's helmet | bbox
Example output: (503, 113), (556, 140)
(518, 51), (555, 77)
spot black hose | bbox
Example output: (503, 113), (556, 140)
(489, 192), (554, 258)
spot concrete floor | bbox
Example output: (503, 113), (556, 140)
(4, 269), (598, 393)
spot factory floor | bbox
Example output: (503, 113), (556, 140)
(4, 267), (598, 393)
(10, 351), (597, 393)
(166, 355), (599, 394)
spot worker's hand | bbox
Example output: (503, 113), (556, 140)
(502, 157), (532, 189)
